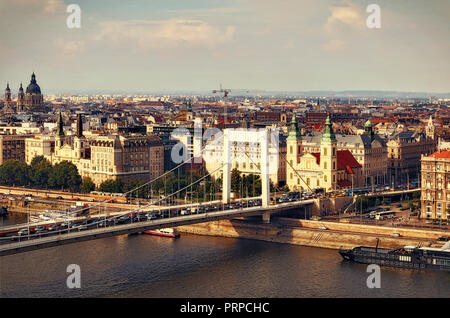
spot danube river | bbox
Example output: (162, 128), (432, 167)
(0, 214), (449, 298)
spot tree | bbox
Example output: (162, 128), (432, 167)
(231, 168), (241, 194)
(30, 155), (46, 167)
(30, 157), (52, 188)
(49, 161), (82, 191)
(0, 160), (30, 186)
(80, 177), (96, 193)
(99, 178), (124, 193)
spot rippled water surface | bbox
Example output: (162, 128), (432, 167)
(1, 225), (449, 297)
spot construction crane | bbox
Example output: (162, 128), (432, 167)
(212, 84), (231, 126)
(212, 83), (231, 98)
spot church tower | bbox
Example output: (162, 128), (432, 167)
(321, 115), (337, 190)
(186, 99), (193, 121)
(56, 112), (65, 149)
(4, 83), (11, 106)
(286, 113), (302, 189)
(426, 115), (435, 140)
(74, 114), (86, 159)
(364, 119), (374, 141)
(17, 83), (25, 112)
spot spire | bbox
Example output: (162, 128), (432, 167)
(6, 83), (10, 91)
(57, 112), (65, 137)
(364, 119), (374, 141)
(76, 113), (83, 137)
(287, 113), (301, 140)
(19, 83), (23, 91)
(31, 72), (36, 84)
(322, 115), (336, 142)
(186, 99), (192, 112)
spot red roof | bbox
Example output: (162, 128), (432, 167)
(428, 150), (450, 159)
(310, 150), (361, 174)
(311, 153), (321, 165)
(337, 150), (361, 173)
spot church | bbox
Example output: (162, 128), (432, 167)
(3, 73), (45, 113)
(286, 114), (364, 192)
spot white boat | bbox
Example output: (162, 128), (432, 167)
(143, 228), (180, 238)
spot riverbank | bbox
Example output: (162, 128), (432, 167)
(176, 217), (448, 250)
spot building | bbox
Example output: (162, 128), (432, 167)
(0, 134), (32, 165)
(2, 73), (45, 113)
(420, 149), (450, 220)
(25, 114), (165, 187)
(24, 73), (44, 111)
(387, 125), (436, 187)
(25, 135), (55, 165)
(88, 134), (164, 186)
(301, 119), (387, 187)
(286, 115), (363, 191)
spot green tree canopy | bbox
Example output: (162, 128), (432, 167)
(49, 161), (82, 191)
(0, 160), (30, 186)
(99, 178), (124, 193)
(30, 156), (52, 188)
(80, 177), (96, 193)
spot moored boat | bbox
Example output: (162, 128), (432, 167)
(339, 240), (450, 271)
(143, 228), (180, 238)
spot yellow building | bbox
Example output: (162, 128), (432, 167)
(421, 149), (450, 220)
(286, 115), (363, 192)
(25, 113), (165, 187)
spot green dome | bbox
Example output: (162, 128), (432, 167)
(322, 115), (336, 142)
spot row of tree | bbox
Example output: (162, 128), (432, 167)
(0, 156), (82, 191)
(0, 157), (284, 200)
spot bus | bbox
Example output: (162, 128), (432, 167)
(373, 211), (396, 220)
(90, 191), (127, 202)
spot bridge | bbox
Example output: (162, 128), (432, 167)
(0, 128), (319, 256)
(0, 127), (421, 257)
(0, 199), (313, 256)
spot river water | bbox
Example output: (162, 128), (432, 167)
(0, 214), (449, 298)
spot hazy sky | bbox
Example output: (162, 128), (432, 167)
(0, 0), (449, 94)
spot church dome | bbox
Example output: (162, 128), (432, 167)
(26, 73), (41, 94)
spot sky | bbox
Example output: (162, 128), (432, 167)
(0, 0), (449, 94)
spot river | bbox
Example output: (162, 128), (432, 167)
(0, 214), (449, 298)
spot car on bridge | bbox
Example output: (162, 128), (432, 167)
(118, 215), (131, 224)
(46, 224), (60, 232)
(17, 228), (29, 237)
(180, 209), (190, 216)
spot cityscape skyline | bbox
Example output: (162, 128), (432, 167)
(1, 0), (449, 94)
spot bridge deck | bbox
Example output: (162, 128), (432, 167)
(0, 200), (313, 257)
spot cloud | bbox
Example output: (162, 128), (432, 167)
(94, 19), (235, 51)
(53, 38), (85, 60)
(325, 0), (364, 32)
(0, 0), (64, 15)
(323, 39), (345, 52)
(322, 0), (365, 52)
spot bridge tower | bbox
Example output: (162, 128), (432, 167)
(222, 128), (271, 207)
